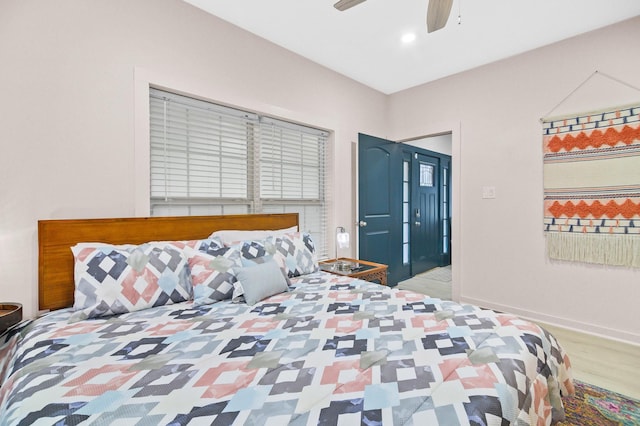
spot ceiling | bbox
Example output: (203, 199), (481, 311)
(183, 0), (640, 94)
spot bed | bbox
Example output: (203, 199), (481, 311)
(0, 213), (573, 425)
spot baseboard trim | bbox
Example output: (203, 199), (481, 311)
(459, 296), (640, 347)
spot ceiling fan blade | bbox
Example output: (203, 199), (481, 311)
(334, 0), (367, 11)
(426, 0), (454, 33)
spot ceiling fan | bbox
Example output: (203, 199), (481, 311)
(334, 0), (454, 33)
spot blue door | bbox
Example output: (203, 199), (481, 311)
(358, 134), (408, 285)
(411, 153), (442, 274)
(358, 134), (452, 283)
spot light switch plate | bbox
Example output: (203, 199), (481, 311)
(482, 186), (496, 199)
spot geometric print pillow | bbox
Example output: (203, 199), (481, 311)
(167, 237), (225, 255)
(232, 239), (275, 260)
(186, 247), (242, 306)
(70, 243), (192, 320)
(269, 232), (319, 278)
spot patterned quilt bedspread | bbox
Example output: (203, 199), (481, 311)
(0, 272), (573, 425)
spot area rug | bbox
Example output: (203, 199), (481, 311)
(558, 380), (640, 425)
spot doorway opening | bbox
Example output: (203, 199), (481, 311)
(400, 134), (452, 299)
(357, 132), (452, 294)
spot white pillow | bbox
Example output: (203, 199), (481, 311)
(209, 226), (298, 246)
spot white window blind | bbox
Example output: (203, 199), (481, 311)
(149, 88), (329, 258)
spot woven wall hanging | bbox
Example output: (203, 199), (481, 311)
(542, 75), (640, 267)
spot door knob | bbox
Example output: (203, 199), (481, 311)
(415, 221), (421, 226)
(359, 220), (367, 227)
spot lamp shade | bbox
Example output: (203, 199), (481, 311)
(336, 229), (350, 249)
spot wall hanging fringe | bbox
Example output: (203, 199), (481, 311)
(546, 232), (640, 268)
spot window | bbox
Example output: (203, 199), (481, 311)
(442, 165), (450, 254)
(402, 159), (410, 265)
(149, 88), (329, 257)
(419, 163), (434, 187)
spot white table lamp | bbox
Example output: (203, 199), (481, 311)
(336, 226), (350, 260)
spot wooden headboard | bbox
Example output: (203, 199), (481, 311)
(38, 213), (299, 311)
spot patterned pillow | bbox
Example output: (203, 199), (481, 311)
(186, 247), (242, 306)
(71, 243), (192, 320)
(269, 232), (318, 277)
(233, 239), (276, 260)
(162, 238), (225, 255)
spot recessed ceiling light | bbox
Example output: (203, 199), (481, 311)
(401, 33), (416, 44)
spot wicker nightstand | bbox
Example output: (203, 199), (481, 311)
(319, 258), (388, 285)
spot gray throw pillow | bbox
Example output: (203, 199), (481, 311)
(234, 260), (289, 305)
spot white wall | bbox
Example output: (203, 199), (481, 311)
(1, 0), (638, 345)
(403, 134), (453, 156)
(0, 0), (387, 319)
(388, 17), (640, 344)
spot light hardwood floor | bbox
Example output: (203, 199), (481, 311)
(539, 322), (640, 400)
(397, 269), (640, 400)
